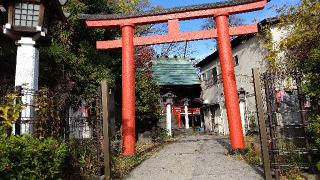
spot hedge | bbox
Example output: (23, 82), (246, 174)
(0, 131), (69, 180)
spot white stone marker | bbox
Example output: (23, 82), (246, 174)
(184, 105), (189, 129)
(166, 103), (172, 136)
(239, 100), (246, 135)
(14, 37), (39, 134)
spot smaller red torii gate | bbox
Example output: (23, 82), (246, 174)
(82, 0), (268, 156)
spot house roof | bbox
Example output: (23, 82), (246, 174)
(152, 58), (200, 86)
(80, 0), (268, 20)
(195, 34), (254, 68)
(195, 17), (279, 68)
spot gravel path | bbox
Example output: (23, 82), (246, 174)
(126, 135), (263, 180)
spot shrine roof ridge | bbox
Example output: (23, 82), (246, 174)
(80, 0), (267, 20)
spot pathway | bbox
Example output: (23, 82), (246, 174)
(126, 135), (263, 180)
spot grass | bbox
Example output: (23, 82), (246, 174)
(280, 167), (305, 180)
(226, 135), (306, 180)
(226, 135), (261, 166)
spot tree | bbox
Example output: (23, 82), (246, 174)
(136, 46), (156, 70)
(156, 41), (196, 58)
(0, 0), (162, 135)
(201, 15), (244, 30)
(261, 0), (320, 95)
(135, 46), (161, 133)
(262, 0), (320, 170)
(135, 70), (161, 133)
(154, 15), (244, 58)
(106, 0), (162, 131)
(107, 0), (153, 14)
(0, 13), (16, 86)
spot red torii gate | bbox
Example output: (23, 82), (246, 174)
(82, 0), (268, 156)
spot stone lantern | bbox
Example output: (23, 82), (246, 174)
(6, 1), (45, 33)
(1, 0), (67, 134)
(2, 0), (67, 39)
(238, 87), (246, 102)
(238, 87), (246, 135)
(182, 98), (190, 129)
(162, 92), (176, 136)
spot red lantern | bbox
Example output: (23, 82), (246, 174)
(81, 105), (89, 118)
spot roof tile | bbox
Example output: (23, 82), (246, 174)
(152, 59), (200, 86)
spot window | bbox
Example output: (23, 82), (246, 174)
(207, 69), (212, 80)
(212, 67), (218, 84)
(201, 73), (207, 81)
(14, 3), (40, 27)
(233, 55), (239, 66)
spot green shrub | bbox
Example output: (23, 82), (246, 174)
(0, 92), (24, 129)
(151, 127), (171, 143)
(67, 136), (103, 177)
(308, 115), (320, 171)
(0, 130), (69, 180)
(243, 136), (261, 166)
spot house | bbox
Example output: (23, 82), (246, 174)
(195, 18), (286, 135)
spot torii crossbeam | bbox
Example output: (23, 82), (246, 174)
(82, 0), (268, 156)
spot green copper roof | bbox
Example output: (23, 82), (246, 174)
(152, 59), (200, 86)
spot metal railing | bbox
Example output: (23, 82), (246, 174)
(253, 69), (319, 180)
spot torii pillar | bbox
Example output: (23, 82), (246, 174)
(215, 14), (244, 148)
(121, 24), (136, 155)
(83, 0), (268, 156)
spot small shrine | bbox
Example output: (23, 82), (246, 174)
(152, 57), (202, 133)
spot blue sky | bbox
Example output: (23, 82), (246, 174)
(149, 0), (301, 60)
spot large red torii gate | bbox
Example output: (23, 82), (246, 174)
(82, 0), (268, 156)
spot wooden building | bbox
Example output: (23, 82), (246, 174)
(152, 57), (202, 131)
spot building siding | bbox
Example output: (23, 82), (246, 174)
(199, 24), (288, 135)
(200, 35), (267, 135)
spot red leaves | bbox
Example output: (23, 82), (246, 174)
(136, 46), (155, 69)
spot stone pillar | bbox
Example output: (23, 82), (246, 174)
(184, 99), (190, 129)
(239, 100), (246, 135)
(166, 103), (172, 136)
(14, 37), (39, 134)
(200, 119), (204, 128)
(162, 92), (175, 136)
(239, 88), (246, 135)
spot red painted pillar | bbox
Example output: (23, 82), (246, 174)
(214, 14), (245, 149)
(121, 24), (136, 156)
(173, 109), (178, 127)
(175, 108), (182, 128)
(177, 111), (182, 128)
